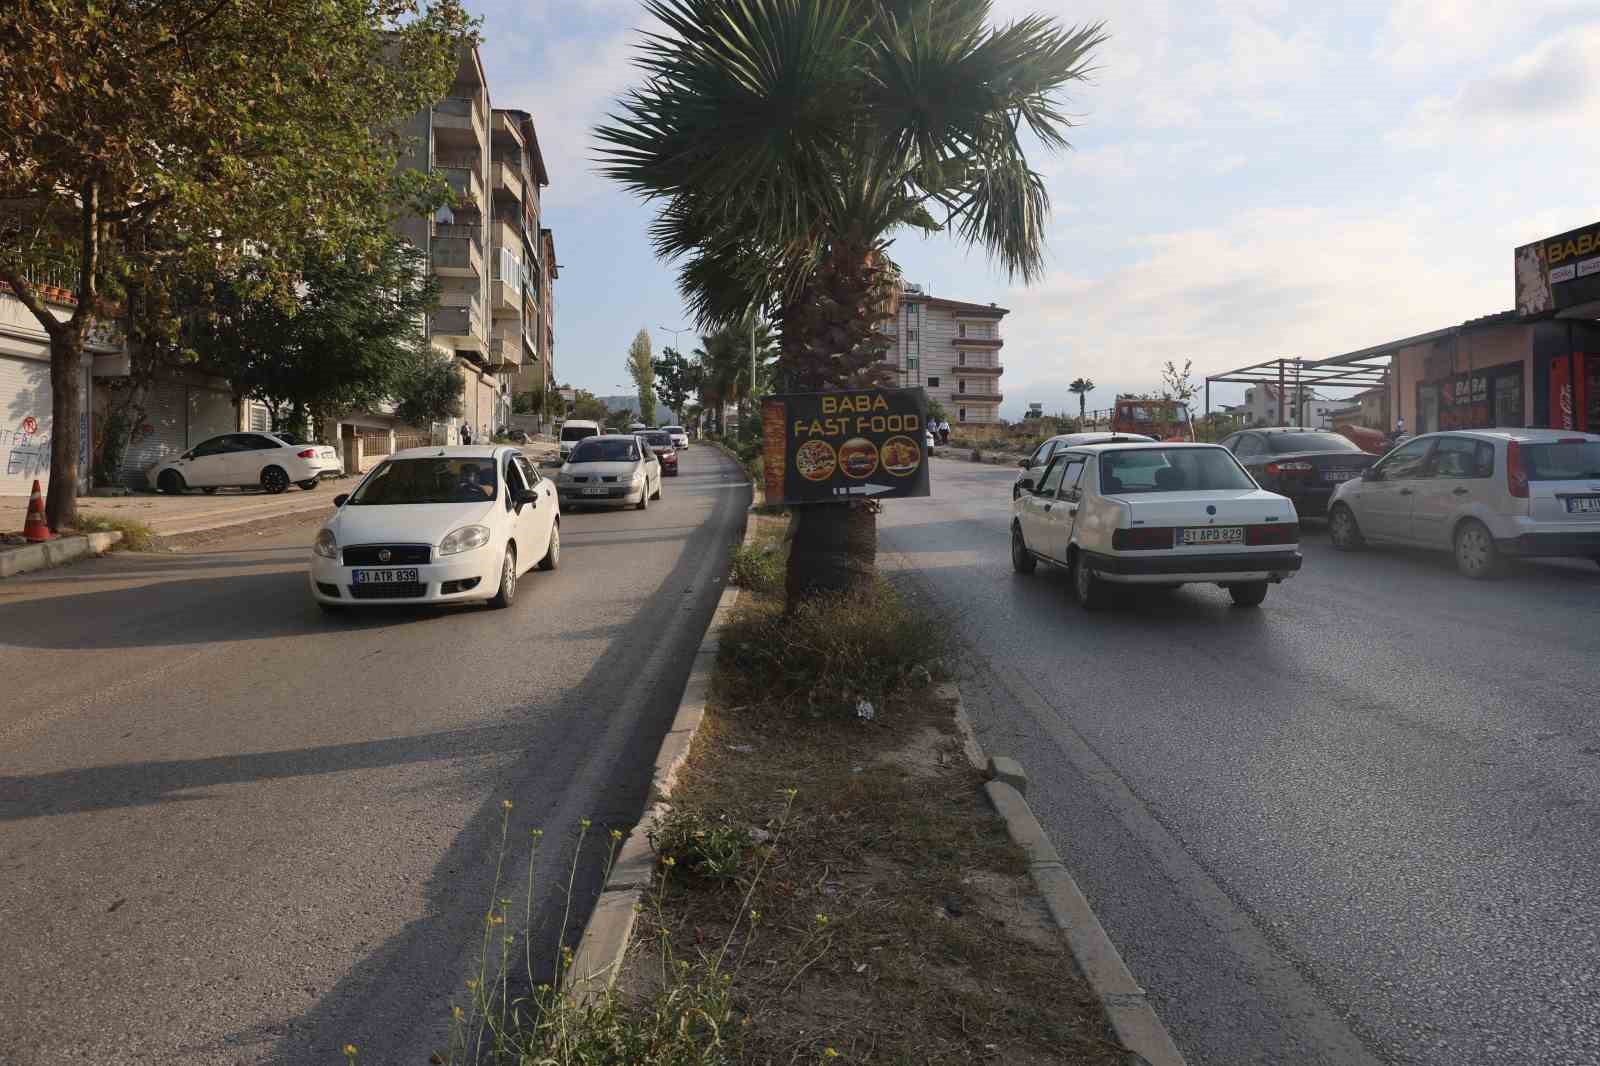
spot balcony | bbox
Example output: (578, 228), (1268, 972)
(433, 96), (485, 143)
(430, 234), (481, 278)
(954, 364), (1004, 375)
(430, 306), (482, 342)
(957, 392), (1004, 404)
(433, 161), (484, 209)
(952, 336), (1003, 348)
(491, 157), (524, 201)
(485, 330), (523, 368)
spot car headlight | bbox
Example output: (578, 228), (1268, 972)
(313, 528), (338, 559)
(630, 470), (646, 484)
(439, 524), (492, 556)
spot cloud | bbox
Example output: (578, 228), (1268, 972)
(1390, 23), (1600, 148)
(1374, 0), (1595, 73)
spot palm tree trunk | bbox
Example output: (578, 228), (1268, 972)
(778, 241), (896, 606)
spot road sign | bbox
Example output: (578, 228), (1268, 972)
(760, 388), (931, 505)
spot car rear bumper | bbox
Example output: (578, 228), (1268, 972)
(1497, 530), (1600, 557)
(309, 552), (499, 605)
(1083, 548), (1303, 583)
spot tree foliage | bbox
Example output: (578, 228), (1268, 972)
(0, 0), (475, 526)
(567, 389), (611, 423)
(1069, 376), (1095, 422)
(625, 328), (657, 426)
(1160, 360), (1197, 404)
(652, 346), (702, 427)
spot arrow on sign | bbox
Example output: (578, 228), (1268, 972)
(834, 483), (896, 497)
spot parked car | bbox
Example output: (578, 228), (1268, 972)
(663, 425), (689, 449)
(309, 445), (558, 611)
(1218, 428), (1378, 517)
(557, 434), (663, 510)
(1327, 429), (1600, 578)
(641, 430), (680, 476)
(497, 425), (531, 444)
(558, 419), (603, 462)
(1013, 432), (1155, 498)
(147, 431), (341, 495)
(1011, 442), (1302, 608)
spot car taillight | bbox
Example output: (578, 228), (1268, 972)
(1264, 461), (1313, 477)
(1506, 440), (1528, 498)
(1113, 527), (1175, 550)
(1245, 522), (1299, 546)
(298, 449), (317, 459)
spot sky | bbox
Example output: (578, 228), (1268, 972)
(476, 0), (1600, 418)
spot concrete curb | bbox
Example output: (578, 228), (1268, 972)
(0, 531), (123, 578)
(946, 685), (1188, 1066)
(566, 457), (761, 1003)
(929, 445), (1028, 467)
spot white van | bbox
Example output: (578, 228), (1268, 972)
(559, 419), (603, 461)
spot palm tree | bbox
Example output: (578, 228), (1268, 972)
(597, 0), (1105, 595)
(1069, 377), (1095, 427)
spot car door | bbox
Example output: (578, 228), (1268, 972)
(640, 439), (660, 494)
(1020, 456), (1070, 560)
(1229, 433), (1267, 481)
(1024, 439), (1058, 486)
(1412, 436), (1493, 547)
(1360, 437), (1435, 541)
(502, 453), (538, 570)
(1042, 456), (1088, 561)
(227, 433), (283, 486)
(179, 435), (235, 487)
(514, 454), (555, 557)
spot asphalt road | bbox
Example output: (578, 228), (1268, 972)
(0, 445), (748, 1066)
(880, 456), (1600, 1066)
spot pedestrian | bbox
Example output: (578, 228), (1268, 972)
(460, 422), (473, 445)
(938, 419), (951, 445)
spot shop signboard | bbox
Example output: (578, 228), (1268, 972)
(1515, 221), (1600, 315)
(1433, 363), (1524, 430)
(760, 387), (930, 505)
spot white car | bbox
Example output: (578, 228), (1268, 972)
(1328, 429), (1600, 578)
(556, 434), (662, 510)
(148, 431), (341, 494)
(663, 425), (689, 449)
(309, 445), (558, 611)
(558, 419), (603, 462)
(1011, 442), (1302, 608)
(1014, 431), (1155, 498)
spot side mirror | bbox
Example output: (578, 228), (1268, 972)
(333, 494), (350, 507)
(517, 488), (539, 506)
(1362, 468), (1380, 482)
(1018, 458), (1031, 468)
(1017, 477), (1035, 493)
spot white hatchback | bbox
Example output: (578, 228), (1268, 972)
(1011, 442), (1301, 608)
(309, 445), (559, 611)
(1328, 429), (1600, 577)
(148, 431), (341, 494)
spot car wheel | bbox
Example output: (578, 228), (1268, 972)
(298, 479), (319, 491)
(158, 470), (186, 495)
(651, 477), (662, 500)
(1010, 523), (1036, 574)
(1228, 581), (1269, 607)
(1454, 519), (1501, 579)
(1072, 552), (1109, 610)
(636, 487), (649, 511)
(260, 466), (290, 494)
(1327, 504), (1364, 550)
(488, 546), (517, 608)
(537, 521), (560, 571)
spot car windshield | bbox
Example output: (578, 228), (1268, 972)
(643, 432), (673, 448)
(348, 457), (498, 505)
(273, 431), (308, 446)
(570, 439), (639, 463)
(561, 425), (599, 442)
(1268, 432), (1361, 453)
(1524, 441), (1600, 480)
(664, 427), (685, 435)
(1100, 448), (1256, 494)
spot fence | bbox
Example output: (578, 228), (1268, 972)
(394, 432), (433, 451)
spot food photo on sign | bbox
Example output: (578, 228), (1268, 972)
(761, 388), (931, 505)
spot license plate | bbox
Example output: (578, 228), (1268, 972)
(352, 568), (418, 584)
(1323, 470), (1357, 482)
(582, 486), (608, 496)
(1182, 526), (1244, 545)
(1566, 496), (1600, 513)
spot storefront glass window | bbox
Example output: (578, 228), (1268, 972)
(1493, 374), (1523, 427)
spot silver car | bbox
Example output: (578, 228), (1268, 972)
(556, 434), (662, 511)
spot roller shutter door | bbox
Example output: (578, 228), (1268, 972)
(120, 382), (187, 488)
(0, 354), (52, 495)
(187, 386), (235, 443)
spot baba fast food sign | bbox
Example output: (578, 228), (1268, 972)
(761, 388), (931, 505)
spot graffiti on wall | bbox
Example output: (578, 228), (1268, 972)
(4, 418), (51, 480)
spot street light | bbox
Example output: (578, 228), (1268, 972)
(657, 324), (691, 352)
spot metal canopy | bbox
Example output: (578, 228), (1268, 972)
(1203, 348), (1393, 425)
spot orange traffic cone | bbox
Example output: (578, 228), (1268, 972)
(23, 479), (52, 542)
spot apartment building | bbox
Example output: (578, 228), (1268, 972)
(881, 287), (1007, 424)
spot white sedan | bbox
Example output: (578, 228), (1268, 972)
(1010, 442), (1302, 608)
(309, 445), (559, 611)
(148, 431), (341, 494)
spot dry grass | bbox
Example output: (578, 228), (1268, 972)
(617, 531), (1125, 1066)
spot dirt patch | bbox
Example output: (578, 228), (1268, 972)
(151, 507), (331, 553)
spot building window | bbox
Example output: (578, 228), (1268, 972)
(958, 322), (966, 338)
(958, 351), (966, 366)
(907, 330), (917, 344)
(928, 376), (940, 388)
(958, 379), (966, 393)
(959, 407), (967, 422)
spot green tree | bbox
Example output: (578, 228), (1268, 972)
(925, 397), (948, 425)
(393, 350), (465, 429)
(1069, 377), (1095, 426)
(0, 0), (473, 528)
(597, 0), (1104, 597)
(625, 328), (658, 426)
(568, 389), (611, 423)
(652, 346), (702, 426)
(1160, 359), (1197, 404)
